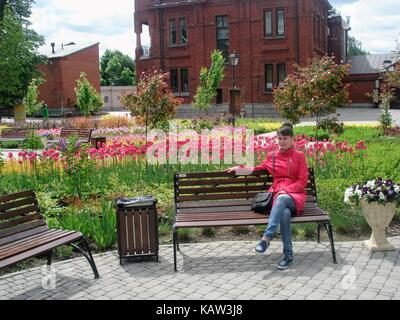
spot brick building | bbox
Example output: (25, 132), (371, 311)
(345, 53), (400, 108)
(135, 0), (351, 117)
(38, 42), (101, 115)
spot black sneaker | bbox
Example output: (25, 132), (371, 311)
(255, 240), (269, 254)
(277, 256), (293, 270)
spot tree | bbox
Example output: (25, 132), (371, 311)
(348, 36), (369, 57)
(0, 3), (45, 116)
(100, 50), (135, 86)
(1, 0), (33, 21)
(121, 70), (182, 130)
(23, 77), (44, 116)
(192, 50), (225, 113)
(274, 56), (350, 126)
(75, 72), (103, 117)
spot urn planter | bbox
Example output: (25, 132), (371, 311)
(360, 200), (396, 252)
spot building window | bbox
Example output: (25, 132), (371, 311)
(264, 10), (272, 37)
(181, 68), (189, 93)
(170, 69), (179, 93)
(265, 64), (273, 93)
(180, 18), (188, 44)
(276, 9), (285, 37)
(216, 89), (223, 105)
(169, 19), (177, 45)
(216, 15), (229, 61)
(171, 68), (189, 95)
(277, 63), (286, 85)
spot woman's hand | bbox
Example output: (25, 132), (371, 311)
(225, 166), (240, 173)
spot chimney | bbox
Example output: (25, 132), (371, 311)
(51, 43), (55, 54)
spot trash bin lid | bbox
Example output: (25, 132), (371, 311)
(116, 195), (157, 208)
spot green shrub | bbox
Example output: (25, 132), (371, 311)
(231, 226), (251, 235)
(201, 227), (216, 238)
(89, 200), (117, 250)
(22, 133), (43, 150)
(178, 228), (194, 242)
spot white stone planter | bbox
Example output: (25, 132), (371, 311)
(360, 200), (397, 252)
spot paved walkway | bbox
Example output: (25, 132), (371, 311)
(1, 238), (399, 300)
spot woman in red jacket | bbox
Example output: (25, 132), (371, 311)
(229, 123), (309, 270)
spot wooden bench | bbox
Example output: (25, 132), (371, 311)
(0, 128), (33, 142)
(48, 128), (93, 144)
(172, 168), (337, 271)
(0, 190), (99, 279)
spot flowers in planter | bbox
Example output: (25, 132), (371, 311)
(344, 178), (400, 206)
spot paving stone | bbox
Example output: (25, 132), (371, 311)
(0, 238), (399, 300)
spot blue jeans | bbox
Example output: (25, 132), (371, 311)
(263, 194), (296, 258)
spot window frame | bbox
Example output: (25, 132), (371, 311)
(170, 68), (189, 96)
(216, 15), (229, 62)
(264, 10), (273, 38)
(264, 64), (274, 93)
(277, 63), (287, 86)
(179, 17), (188, 45)
(276, 8), (285, 37)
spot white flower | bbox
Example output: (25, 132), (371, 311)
(344, 187), (355, 204)
(366, 180), (376, 189)
(379, 192), (386, 201)
(394, 185), (400, 193)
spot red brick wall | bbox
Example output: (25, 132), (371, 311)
(38, 44), (100, 109)
(135, 0), (331, 104)
(345, 74), (377, 105)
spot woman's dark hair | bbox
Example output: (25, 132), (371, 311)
(277, 122), (294, 137)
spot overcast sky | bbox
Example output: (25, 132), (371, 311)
(30, 0), (400, 59)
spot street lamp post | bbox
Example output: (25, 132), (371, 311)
(229, 51), (240, 127)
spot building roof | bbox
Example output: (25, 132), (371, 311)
(41, 42), (100, 59)
(348, 53), (400, 75)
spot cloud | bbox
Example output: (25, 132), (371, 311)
(330, 0), (400, 53)
(31, 0), (135, 58)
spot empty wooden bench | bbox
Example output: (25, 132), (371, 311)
(0, 190), (99, 279)
(48, 128), (93, 144)
(0, 128), (33, 142)
(172, 168), (337, 271)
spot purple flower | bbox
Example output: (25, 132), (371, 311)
(59, 138), (67, 151)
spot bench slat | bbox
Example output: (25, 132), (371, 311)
(0, 204), (40, 221)
(178, 185), (267, 195)
(0, 190), (35, 203)
(0, 213), (43, 231)
(177, 199), (254, 209)
(0, 220), (47, 239)
(0, 230), (78, 259)
(176, 170), (268, 179)
(175, 214), (329, 228)
(0, 196), (37, 212)
(178, 177), (270, 186)
(0, 226), (48, 246)
(177, 192), (260, 202)
(0, 233), (82, 268)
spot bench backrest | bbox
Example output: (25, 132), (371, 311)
(0, 190), (47, 244)
(60, 128), (92, 142)
(0, 128), (31, 138)
(174, 168), (317, 208)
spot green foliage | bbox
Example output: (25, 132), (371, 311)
(74, 72), (103, 117)
(0, 5), (45, 113)
(89, 201), (117, 250)
(231, 226), (251, 236)
(201, 227), (216, 238)
(193, 50), (225, 113)
(100, 49), (135, 86)
(22, 132), (43, 150)
(274, 56), (350, 124)
(178, 228), (194, 242)
(122, 70), (182, 129)
(379, 103), (393, 131)
(347, 36), (369, 57)
(23, 77), (44, 116)
(317, 117), (345, 136)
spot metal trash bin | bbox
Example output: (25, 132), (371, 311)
(115, 196), (159, 265)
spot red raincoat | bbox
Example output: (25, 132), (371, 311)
(254, 148), (309, 215)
